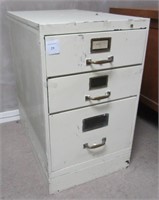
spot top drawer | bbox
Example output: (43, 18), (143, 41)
(45, 29), (147, 77)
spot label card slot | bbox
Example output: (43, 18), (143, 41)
(82, 114), (109, 132)
(89, 75), (108, 90)
(91, 37), (111, 53)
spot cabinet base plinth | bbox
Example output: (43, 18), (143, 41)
(49, 150), (131, 194)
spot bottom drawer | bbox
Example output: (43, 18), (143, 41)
(49, 97), (137, 171)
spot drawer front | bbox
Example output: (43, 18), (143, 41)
(45, 30), (146, 77)
(48, 66), (142, 113)
(50, 97), (136, 171)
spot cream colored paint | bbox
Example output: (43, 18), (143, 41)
(1, 0), (157, 112)
(49, 97), (136, 171)
(48, 66), (143, 113)
(8, 9), (149, 194)
(45, 30), (147, 77)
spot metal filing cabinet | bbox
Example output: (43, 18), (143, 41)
(8, 10), (149, 194)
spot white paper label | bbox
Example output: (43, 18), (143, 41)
(46, 40), (60, 55)
(92, 40), (108, 50)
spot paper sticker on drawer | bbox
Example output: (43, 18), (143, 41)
(46, 39), (60, 55)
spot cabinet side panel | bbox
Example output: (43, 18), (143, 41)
(9, 19), (47, 162)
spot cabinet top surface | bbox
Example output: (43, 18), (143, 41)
(8, 9), (148, 26)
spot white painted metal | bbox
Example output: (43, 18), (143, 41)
(45, 30), (146, 77)
(19, 102), (48, 177)
(48, 65), (143, 113)
(8, 10), (149, 35)
(8, 10), (150, 194)
(49, 148), (131, 193)
(49, 97), (136, 171)
(8, 17), (49, 174)
(6, 10), (146, 27)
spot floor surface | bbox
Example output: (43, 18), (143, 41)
(0, 110), (158, 199)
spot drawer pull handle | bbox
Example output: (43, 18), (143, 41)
(85, 91), (111, 101)
(86, 56), (114, 65)
(83, 138), (106, 149)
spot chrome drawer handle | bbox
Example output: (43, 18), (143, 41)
(83, 138), (106, 149)
(86, 56), (114, 65)
(85, 91), (111, 101)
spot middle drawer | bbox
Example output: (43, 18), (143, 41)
(48, 65), (143, 113)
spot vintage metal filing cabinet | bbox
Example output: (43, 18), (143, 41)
(8, 10), (149, 194)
